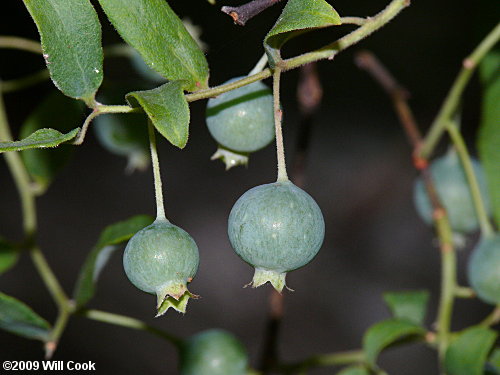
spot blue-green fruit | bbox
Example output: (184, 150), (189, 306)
(206, 77), (274, 169)
(413, 150), (490, 234)
(180, 329), (248, 375)
(228, 181), (325, 292)
(467, 234), (500, 305)
(123, 219), (199, 315)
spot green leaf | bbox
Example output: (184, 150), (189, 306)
(382, 290), (429, 325)
(23, 0), (103, 103)
(337, 365), (370, 375)
(97, 0), (209, 92)
(73, 215), (154, 308)
(478, 50), (500, 228)
(363, 318), (426, 366)
(0, 239), (19, 276)
(264, 0), (341, 67)
(445, 325), (497, 375)
(487, 348), (500, 374)
(0, 291), (51, 341)
(0, 128), (79, 153)
(126, 81), (190, 148)
(20, 92), (84, 190)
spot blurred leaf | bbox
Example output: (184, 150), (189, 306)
(382, 290), (429, 325)
(23, 0), (103, 102)
(97, 0), (209, 91)
(73, 215), (154, 308)
(487, 348), (500, 374)
(264, 0), (341, 67)
(126, 81), (190, 148)
(0, 128), (79, 153)
(363, 318), (425, 366)
(20, 92), (83, 190)
(445, 325), (497, 375)
(337, 365), (370, 375)
(478, 49), (500, 228)
(0, 239), (19, 276)
(0, 291), (51, 341)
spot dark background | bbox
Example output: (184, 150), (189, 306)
(0, 0), (498, 374)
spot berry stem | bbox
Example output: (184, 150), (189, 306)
(248, 53), (268, 76)
(273, 67), (288, 182)
(148, 121), (167, 222)
(446, 121), (494, 238)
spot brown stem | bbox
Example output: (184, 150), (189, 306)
(355, 50), (457, 364)
(221, 0), (282, 26)
(259, 63), (323, 374)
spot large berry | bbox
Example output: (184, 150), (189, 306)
(413, 150), (490, 234)
(206, 77), (274, 169)
(180, 329), (248, 375)
(467, 234), (500, 305)
(228, 181), (325, 292)
(123, 219), (199, 315)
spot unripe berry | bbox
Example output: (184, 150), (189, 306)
(123, 219), (199, 315)
(413, 150), (490, 234)
(228, 181), (325, 292)
(206, 77), (275, 169)
(467, 234), (500, 305)
(180, 329), (248, 375)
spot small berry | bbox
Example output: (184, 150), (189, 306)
(123, 219), (199, 315)
(413, 150), (490, 234)
(206, 77), (275, 169)
(180, 329), (248, 375)
(228, 181), (325, 292)
(467, 234), (500, 305)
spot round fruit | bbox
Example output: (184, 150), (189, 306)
(123, 219), (199, 315)
(180, 329), (248, 375)
(467, 234), (500, 305)
(413, 150), (490, 234)
(206, 77), (275, 168)
(228, 180), (325, 292)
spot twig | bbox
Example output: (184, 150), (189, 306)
(355, 50), (457, 365)
(1, 69), (50, 93)
(0, 36), (43, 54)
(221, 0), (282, 26)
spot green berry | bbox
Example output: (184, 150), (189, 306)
(228, 181), (325, 292)
(413, 150), (490, 234)
(206, 77), (274, 168)
(467, 234), (500, 305)
(123, 219), (199, 315)
(180, 329), (248, 375)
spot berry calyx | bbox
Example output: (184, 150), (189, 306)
(228, 180), (325, 292)
(123, 218), (199, 315)
(467, 234), (500, 305)
(180, 329), (248, 375)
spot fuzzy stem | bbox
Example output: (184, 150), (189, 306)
(148, 121), (167, 221)
(419, 22), (500, 159)
(249, 53), (269, 76)
(273, 67), (288, 182)
(1, 69), (50, 93)
(445, 122), (494, 237)
(0, 86), (71, 358)
(480, 305), (500, 327)
(79, 309), (182, 348)
(0, 36), (43, 54)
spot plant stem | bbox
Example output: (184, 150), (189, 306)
(279, 350), (365, 374)
(1, 69), (50, 93)
(272, 67), (288, 182)
(480, 305), (500, 327)
(419, 22), (500, 159)
(186, 0), (409, 103)
(148, 121), (167, 221)
(249, 53), (269, 76)
(445, 122), (494, 238)
(0, 86), (71, 357)
(340, 17), (367, 26)
(79, 309), (182, 348)
(0, 36), (43, 54)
